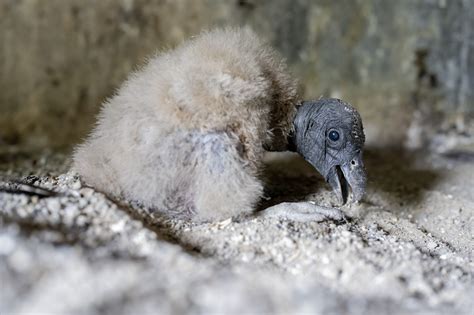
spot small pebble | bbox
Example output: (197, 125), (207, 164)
(427, 241), (438, 250)
(71, 181), (82, 190)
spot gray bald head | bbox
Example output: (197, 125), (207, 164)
(290, 98), (367, 204)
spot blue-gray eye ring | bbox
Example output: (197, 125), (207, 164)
(328, 130), (340, 141)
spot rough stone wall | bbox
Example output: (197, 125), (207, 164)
(0, 0), (473, 148)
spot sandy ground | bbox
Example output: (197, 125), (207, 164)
(0, 146), (473, 315)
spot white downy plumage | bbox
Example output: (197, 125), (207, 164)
(73, 27), (299, 222)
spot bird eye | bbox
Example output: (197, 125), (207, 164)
(328, 130), (340, 142)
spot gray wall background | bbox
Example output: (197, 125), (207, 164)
(1, 0), (473, 148)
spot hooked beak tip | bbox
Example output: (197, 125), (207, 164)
(327, 163), (367, 205)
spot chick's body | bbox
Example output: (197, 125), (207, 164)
(73, 28), (298, 222)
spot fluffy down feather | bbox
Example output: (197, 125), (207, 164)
(73, 27), (298, 222)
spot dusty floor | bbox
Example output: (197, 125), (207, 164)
(0, 145), (473, 314)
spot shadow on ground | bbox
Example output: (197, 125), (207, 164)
(363, 146), (443, 211)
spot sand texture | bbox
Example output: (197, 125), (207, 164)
(0, 147), (472, 315)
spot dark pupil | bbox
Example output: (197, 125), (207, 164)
(329, 130), (340, 141)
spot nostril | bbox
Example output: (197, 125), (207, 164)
(351, 160), (356, 165)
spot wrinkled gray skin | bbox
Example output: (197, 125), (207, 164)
(290, 98), (367, 204)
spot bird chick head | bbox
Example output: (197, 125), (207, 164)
(292, 98), (367, 205)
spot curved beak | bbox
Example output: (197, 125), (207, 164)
(326, 153), (367, 204)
